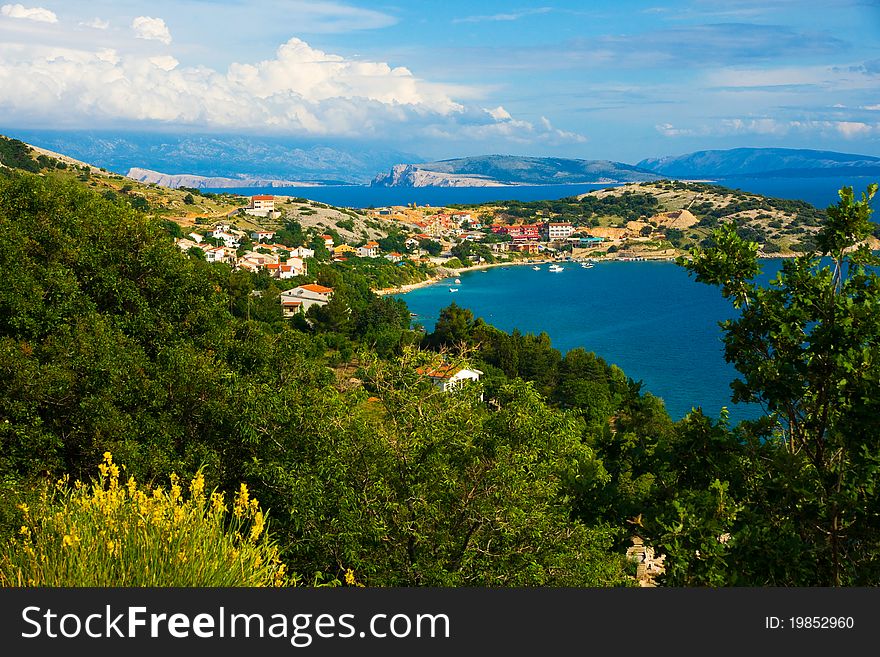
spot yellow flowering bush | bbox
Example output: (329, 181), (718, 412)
(0, 452), (289, 587)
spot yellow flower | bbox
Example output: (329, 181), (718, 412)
(189, 471), (205, 500)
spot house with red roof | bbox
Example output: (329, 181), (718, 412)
(245, 195), (279, 218)
(416, 364), (484, 395)
(280, 283), (334, 316)
(357, 241), (380, 258)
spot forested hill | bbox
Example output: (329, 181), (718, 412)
(371, 155), (662, 187)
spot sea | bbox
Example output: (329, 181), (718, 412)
(207, 175), (878, 422)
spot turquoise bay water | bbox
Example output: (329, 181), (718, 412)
(399, 261), (783, 423)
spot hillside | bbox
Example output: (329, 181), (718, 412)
(637, 147), (880, 178)
(449, 179), (879, 259)
(371, 155), (662, 187)
(0, 134), (396, 244)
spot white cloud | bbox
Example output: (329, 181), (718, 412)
(148, 55), (178, 71)
(657, 117), (879, 140)
(80, 17), (109, 30)
(1, 3), (57, 23)
(131, 16), (171, 45)
(0, 33), (577, 147)
(454, 7), (552, 24)
(486, 106), (511, 121)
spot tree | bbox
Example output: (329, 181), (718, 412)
(679, 183), (880, 585)
(183, 193), (195, 205)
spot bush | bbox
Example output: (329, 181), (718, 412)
(0, 453), (289, 587)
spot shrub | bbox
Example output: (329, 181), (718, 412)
(0, 453), (289, 587)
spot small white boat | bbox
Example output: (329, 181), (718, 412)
(532, 266), (541, 271)
(454, 278), (462, 284)
(449, 287), (459, 292)
(581, 262), (594, 269)
(549, 264), (564, 272)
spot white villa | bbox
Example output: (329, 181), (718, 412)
(417, 365), (484, 394)
(280, 283), (334, 317)
(245, 195), (279, 218)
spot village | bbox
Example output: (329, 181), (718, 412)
(173, 192), (693, 318)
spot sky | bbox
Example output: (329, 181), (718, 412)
(0, 0), (878, 162)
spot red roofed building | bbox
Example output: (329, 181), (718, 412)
(245, 195), (278, 218)
(280, 283), (334, 316)
(357, 241), (380, 258)
(416, 364), (484, 394)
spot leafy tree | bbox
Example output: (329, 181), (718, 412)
(679, 183), (880, 585)
(419, 238), (443, 256)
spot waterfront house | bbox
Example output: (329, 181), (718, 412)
(544, 222), (574, 240)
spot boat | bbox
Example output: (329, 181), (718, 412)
(449, 287), (459, 292)
(549, 264), (564, 272)
(532, 266), (541, 271)
(581, 262), (594, 269)
(454, 278), (462, 284)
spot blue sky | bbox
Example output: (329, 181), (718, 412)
(0, 0), (878, 162)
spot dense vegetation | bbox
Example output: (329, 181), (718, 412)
(1, 163), (878, 587)
(0, 172), (630, 586)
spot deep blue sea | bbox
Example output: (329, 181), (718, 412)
(211, 175), (876, 423)
(204, 175), (878, 209)
(398, 261), (783, 423)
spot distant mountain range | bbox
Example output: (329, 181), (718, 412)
(3, 129), (878, 187)
(1, 130), (420, 185)
(371, 155), (661, 187)
(637, 148), (880, 179)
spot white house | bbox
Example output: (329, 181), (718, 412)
(544, 222), (574, 240)
(320, 235), (334, 248)
(404, 237), (420, 251)
(384, 252), (403, 263)
(204, 246), (228, 263)
(280, 284), (334, 316)
(245, 195), (279, 218)
(212, 230), (241, 249)
(357, 241), (380, 258)
(289, 246), (315, 259)
(251, 230), (276, 242)
(188, 232), (204, 243)
(417, 365), (483, 394)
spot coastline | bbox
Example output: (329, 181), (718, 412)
(374, 251), (815, 296)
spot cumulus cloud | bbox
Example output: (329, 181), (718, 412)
(0, 35), (567, 145)
(1, 3), (57, 23)
(131, 16), (171, 44)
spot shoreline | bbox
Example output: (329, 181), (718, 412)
(374, 252), (813, 296)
